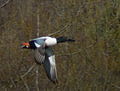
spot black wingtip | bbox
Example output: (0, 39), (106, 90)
(52, 79), (59, 84)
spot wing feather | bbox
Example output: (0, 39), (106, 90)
(34, 41), (58, 83)
(43, 47), (58, 83)
(34, 45), (45, 64)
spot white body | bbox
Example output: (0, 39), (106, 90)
(32, 36), (57, 47)
(45, 37), (57, 46)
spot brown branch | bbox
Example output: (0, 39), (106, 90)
(10, 77), (16, 88)
(0, 0), (11, 8)
(57, 41), (97, 56)
(111, 83), (120, 89)
(37, 11), (40, 37)
(48, 23), (72, 36)
(20, 76), (30, 91)
(21, 63), (36, 78)
(36, 65), (39, 91)
(36, 11), (40, 91)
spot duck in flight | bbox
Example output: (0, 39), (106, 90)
(21, 36), (75, 83)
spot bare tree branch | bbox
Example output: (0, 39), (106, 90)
(0, 0), (11, 8)
(57, 40), (97, 56)
(111, 83), (120, 89)
(21, 63), (36, 78)
(36, 65), (39, 91)
(37, 12), (40, 37)
(48, 23), (72, 36)
(10, 77), (17, 88)
(20, 76), (30, 91)
(36, 10), (40, 91)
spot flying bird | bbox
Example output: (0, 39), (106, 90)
(21, 36), (75, 83)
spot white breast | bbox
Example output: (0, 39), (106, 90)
(45, 38), (57, 46)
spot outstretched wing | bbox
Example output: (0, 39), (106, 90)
(34, 46), (45, 64)
(43, 47), (58, 83)
(34, 39), (45, 64)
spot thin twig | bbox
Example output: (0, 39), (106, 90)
(0, 0), (11, 8)
(4, 88), (7, 91)
(37, 11), (40, 37)
(36, 10), (40, 91)
(57, 48), (82, 57)
(10, 77), (16, 88)
(0, 11), (17, 28)
(20, 76), (30, 91)
(111, 83), (120, 89)
(36, 65), (39, 91)
(48, 23), (72, 36)
(21, 63), (36, 78)
(57, 41), (97, 56)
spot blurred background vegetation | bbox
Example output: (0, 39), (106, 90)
(0, 0), (120, 91)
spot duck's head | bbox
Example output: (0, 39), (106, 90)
(21, 42), (30, 49)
